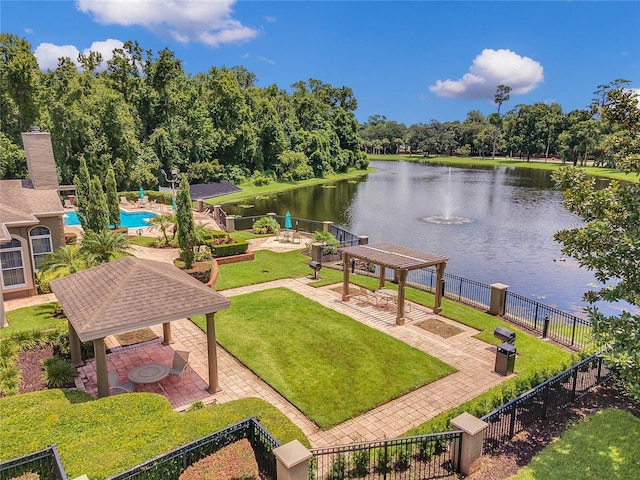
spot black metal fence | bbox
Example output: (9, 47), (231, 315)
(310, 431), (462, 480)
(481, 353), (613, 453)
(106, 417), (280, 480)
(0, 445), (68, 480)
(232, 214), (325, 235)
(503, 292), (593, 350)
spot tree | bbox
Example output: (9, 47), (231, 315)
(175, 174), (195, 269)
(149, 213), (176, 246)
(85, 176), (110, 232)
(553, 80), (639, 399)
(492, 85), (511, 159)
(80, 229), (129, 266)
(39, 246), (87, 276)
(104, 165), (120, 228)
(73, 157), (91, 231)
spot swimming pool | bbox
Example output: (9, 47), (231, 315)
(63, 210), (157, 228)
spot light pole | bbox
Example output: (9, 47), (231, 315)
(161, 168), (179, 209)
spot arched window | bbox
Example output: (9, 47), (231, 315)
(29, 226), (53, 271)
(0, 238), (27, 288)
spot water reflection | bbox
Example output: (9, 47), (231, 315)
(224, 161), (633, 317)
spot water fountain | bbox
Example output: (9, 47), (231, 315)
(422, 167), (473, 225)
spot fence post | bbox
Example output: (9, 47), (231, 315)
(358, 235), (369, 245)
(213, 205), (221, 221)
(225, 216), (235, 232)
(489, 283), (509, 315)
(450, 413), (488, 476)
(542, 315), (550, 339)
(273, 440), (312, 480)
(323, 220), (333, 233)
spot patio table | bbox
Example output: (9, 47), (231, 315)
(128, 363), (170, 392)
(375, 289), (396, 307)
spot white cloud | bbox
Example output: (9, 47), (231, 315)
(24, 28), (33, 34)
(83, 39), (124, 71)
(34, 39), (124, 72)
(76, 0), (259, 47)
(429, 49), (544, 100)
(264, 16), (276, 23)
(34, 43), (80, 71)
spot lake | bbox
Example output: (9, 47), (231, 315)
(223, 161), (633, 317)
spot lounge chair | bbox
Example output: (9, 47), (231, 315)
(120, 196), (131, 206)
(108, 370), (136, 394)
(168, 350), (191, 383)
(64, 199), (73, 208)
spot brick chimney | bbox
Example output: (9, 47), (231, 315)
(21, 128), (59, 190)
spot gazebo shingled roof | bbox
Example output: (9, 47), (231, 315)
(339, 242), (449, 324)
(50, 257), (230, 397)
(50, 256), (230, 342)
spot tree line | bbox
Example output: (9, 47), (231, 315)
(0, 34), (368, 189)
(360, 80), (635, 167)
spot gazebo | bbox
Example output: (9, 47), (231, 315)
(340, 242), (449, 325)
(50, 257), (230, 398)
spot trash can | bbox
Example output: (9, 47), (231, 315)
(494, 343), (516, 376)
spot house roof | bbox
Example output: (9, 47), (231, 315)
(340, 242), (449, 271)
(189, 181), (242, 201)
(50, 257), (230, 342)
(0, 179), (64, 227)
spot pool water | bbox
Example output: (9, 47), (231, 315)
(63, 210), (157, 228)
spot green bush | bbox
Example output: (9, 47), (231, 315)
(209, 237), (249, 258)
(42, 357), (76, 388)
(0, 363), (20, 396)
(8, 473), (40, 480)
(178, 439), (259, 480)
(252, 216), (279, 234)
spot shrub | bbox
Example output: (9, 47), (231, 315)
(64, 232), (78, 245)
(252, 216), (279, 234)
(186, 400), (205, 412)
(42, 357), (76, 388)
(9, 473), (40, 479)
(178, 439), (259, 480)
(209, 237), (249, 258)
(326, 453), (346, 480)
(0, 363), (21, 396)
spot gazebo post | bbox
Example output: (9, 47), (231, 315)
(434, 262), (446, 314)
(68, 323), (84, 367)
(162, 322), (173, 345)
(396, 269), (408, 325)
(205, 312), (221, 393)
(94, 338), (110, 398)
(342, 252), (350, 301)
(379, 266), (386, 289)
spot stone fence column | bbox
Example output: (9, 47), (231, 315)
(273, 440), (312, 480)
(489, 283), (509, 316)
(225, 216), (235, 232)
(213, 205), (221, 222)
(322, 220), (333, 233)
(451, 412), (488, 476)
(357, 235), (369, 245)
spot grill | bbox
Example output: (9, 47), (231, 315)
(308, 261), (322, 279)
(493, 326), (516, 344)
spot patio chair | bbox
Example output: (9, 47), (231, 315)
(168, 350), (191, 383)
(292, 232), (302, 244)
(356, 286), (378, 305)
(108, 370), (136, 394)
(392, 293), (412, 312)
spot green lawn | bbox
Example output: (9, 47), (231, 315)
(192, 287), (455, 428)
(215, 250), (314, 290)
(0, 389), (308, 480)
(510, 409), (640, 479)
(1, 302), (64, 338)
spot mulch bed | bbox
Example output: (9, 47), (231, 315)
(16, 346), (53, 394)
(415, 319), (463, 338)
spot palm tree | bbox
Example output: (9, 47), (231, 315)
(80, 229), (129, 265)
(38, 246), (87, 277)
(149, 213), (176, 246)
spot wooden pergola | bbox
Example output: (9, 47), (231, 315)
(50, 257), (230, 398)
(340, 242), (449, 325)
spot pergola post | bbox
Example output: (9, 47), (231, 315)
(434, 262), (446, 314)
(342, 252), (350, 301)
(206, 312), (220, 394)
(162, 322), (173, 345)
(68, 323), (84, 367)
(396, 269), (408, 325)
(379, 266), (386, 289)
(94, 338), (109, 398)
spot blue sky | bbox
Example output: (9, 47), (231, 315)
(2, 1), (639, 125)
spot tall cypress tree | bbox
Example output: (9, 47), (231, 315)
(175, 174), (195, 269)
(74, 156), (91, 231)
(86, 176), (109, 232)
(105, 165), (121, 228)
